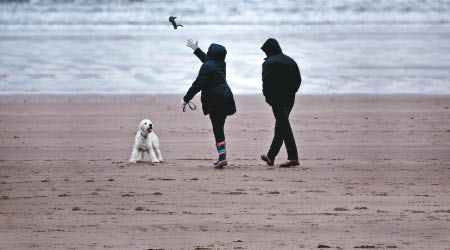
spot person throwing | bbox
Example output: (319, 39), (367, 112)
(183, 39), (237, 168)
(260, 38), (302, 168)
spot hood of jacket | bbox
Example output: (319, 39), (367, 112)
(207, 43), (227, 61)
(261, 38), (282, 58)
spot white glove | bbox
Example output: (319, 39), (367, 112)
(186, 39), (198, 51)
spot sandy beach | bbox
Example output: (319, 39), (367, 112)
(0, 94), (449, 249)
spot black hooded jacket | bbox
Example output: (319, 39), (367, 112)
(261, 38), (301, 106)
(183, 43), (237, 116)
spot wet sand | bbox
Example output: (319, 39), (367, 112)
(1, 94), (449, 249)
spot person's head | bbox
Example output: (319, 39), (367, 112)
(261, 38), (282, 57)
(207, 43), (227, 61)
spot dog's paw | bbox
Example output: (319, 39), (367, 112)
(129, 159), (136, 164)
(158, 157), (164, 162)
(152, 159), (160, 164)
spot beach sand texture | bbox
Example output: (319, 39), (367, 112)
(1, 94), (449, 249)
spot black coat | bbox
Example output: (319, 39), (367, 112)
(183, 44), (236, 116)
(261, 38), (301, 106)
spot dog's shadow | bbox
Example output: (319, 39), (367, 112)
(128, 161), (165, 166)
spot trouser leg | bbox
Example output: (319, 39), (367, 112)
(209, 113), (226, 143)
(283, 105), (298, 160)
(267, 105), (298, 161)
(267, 106), (284, 160)
(210, 113), (227, 167)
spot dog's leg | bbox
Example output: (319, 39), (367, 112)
(130, 135), (141, 164)
(129, 149), (138, 163)
(140, 150), (145, 161)
(152, 136), (163, 162)
(156, 149), (163, 162)
(150, 149), (159, 163)
(153, 144), (163, 162)
(149, 142), (159, 164)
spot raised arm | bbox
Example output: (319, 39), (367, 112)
(186, 39), (208, 63)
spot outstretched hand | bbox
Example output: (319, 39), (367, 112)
(186, 39), (198, 51)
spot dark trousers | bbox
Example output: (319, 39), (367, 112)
(209, 113), (226, 143)
(267, 102), (298, 161)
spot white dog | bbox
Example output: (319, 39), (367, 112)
(129, 119), (163, 164)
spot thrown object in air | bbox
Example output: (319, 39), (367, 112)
(169, 16), (183, 29)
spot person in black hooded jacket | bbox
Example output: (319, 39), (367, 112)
(260, 38), (302, 168)
(183, 39), (236, 168)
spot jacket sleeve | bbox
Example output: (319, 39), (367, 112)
(193, 48), (208, 63)
(183, 64), (208, 102)
(292, 60), (302, 93)
(262, 61), (275, 104)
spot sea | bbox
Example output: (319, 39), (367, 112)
(1, 0), (450, 94)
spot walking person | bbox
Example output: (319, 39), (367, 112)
(260, 38), (302, 168)
(183, 39), (236, 168)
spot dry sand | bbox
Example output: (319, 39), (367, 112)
(1, 94), (449, 250)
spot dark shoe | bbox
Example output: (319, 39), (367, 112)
(279, 159), (299, 168)
(261, 154), (274, 166)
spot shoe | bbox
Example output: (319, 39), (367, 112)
(214, 141), (227, 168)
(279, 159), (299, 168)
(261, 154), (274, 166)
(214, 160), (227, 168)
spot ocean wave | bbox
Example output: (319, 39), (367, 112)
(1, 0), (450, 26)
